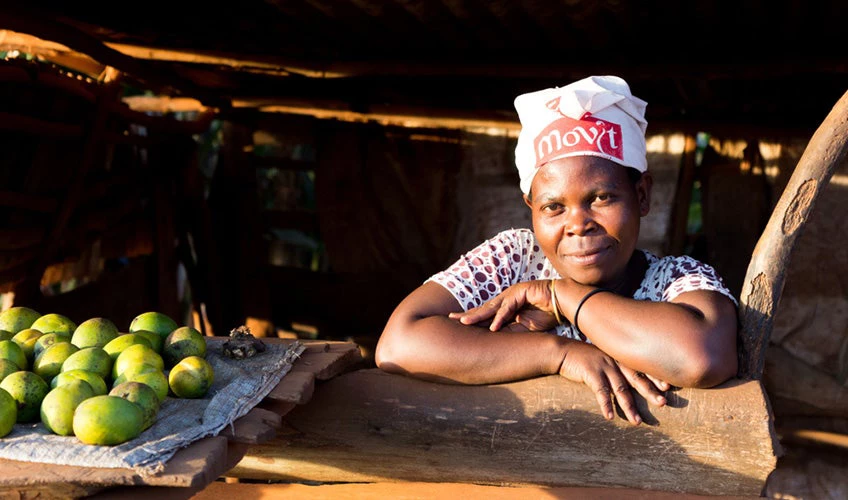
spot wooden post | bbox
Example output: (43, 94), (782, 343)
(737, 90), (848, 379)
(665, 135), (698, 256)
(230, 369), (778, 496)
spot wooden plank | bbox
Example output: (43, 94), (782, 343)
(210, 337), (361, 383)
(737, 89), (848, 379)
(194, 480), (761, 500)
(230, 369), (778, 496)
(218, 408), (282, 444)
(264, 371), (315, 404)
(0, 436), (230, 498)
(289, 341), (363, 380)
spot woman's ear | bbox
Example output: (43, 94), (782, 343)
(636, 171), (653, 216)
(523, 193), (533, 209)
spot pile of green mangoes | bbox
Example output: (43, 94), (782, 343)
(0, 307), (214, 446)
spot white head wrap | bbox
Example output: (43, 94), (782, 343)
(514, 75), (648, 194)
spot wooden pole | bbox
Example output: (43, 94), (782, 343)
(665, 135), (698, 256)
(737, 90), (848, 379)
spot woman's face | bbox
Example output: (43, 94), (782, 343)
(524, 156), (652, 289)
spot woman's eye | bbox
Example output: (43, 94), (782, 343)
(542, 203), (562, 212)
(594, 194), (611, 203)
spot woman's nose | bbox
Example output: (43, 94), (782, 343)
(564, 207), (597, 236)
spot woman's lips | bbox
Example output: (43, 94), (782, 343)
(564, 246), (610, 266)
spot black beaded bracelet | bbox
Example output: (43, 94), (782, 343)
(573, 288), (613, 334)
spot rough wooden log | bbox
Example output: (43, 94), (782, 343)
(230, 369), (778, 496)
(737, 90), (848, 379)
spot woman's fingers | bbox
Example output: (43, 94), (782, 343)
(585, 369), (641, 425)
(620, 365), (667, 407)
(645, 373), (671, 392)
(488, 294), (525, 331)
(448, 296), (503, 324)
(606, 369), (642, 425)
(590, 380), (615, 420)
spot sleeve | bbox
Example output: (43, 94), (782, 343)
(661, 256), (739, 306)
(426, 229), (529, 311)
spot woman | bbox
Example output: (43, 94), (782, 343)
(375, 76), (738, 425)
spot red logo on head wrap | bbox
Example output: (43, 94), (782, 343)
(533, 114), (623, 167)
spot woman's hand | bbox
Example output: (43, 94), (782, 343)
(448, 280), (560, 332)
(558, 342), (668, 425)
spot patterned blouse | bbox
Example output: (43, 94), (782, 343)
(428, 228), (737, 340)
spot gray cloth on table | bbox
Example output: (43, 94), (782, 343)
(0, 338), (305, 476)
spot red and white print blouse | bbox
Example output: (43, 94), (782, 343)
(428, 228), (737, 340)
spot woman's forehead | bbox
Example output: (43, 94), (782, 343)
(534, 156), (629, 189)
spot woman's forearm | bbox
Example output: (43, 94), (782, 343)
(554, 282), (738, 387)
(376, 314), (567, 385)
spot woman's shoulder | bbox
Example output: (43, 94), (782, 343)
(490, 227), (536, 246)
(637, 250), (737, 304)
(644, 251), (718, 277)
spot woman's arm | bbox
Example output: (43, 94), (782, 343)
(376, 281), (669, 425)
(555, 283), (738, 388)
(454, 279), (738, 388)
(375, 282), (568, 385)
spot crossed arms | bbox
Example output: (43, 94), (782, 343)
(375, 278), (738, 425)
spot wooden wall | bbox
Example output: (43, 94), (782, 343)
(0, 58), (211, 332)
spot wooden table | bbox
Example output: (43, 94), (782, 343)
(0, 338), (363, 499)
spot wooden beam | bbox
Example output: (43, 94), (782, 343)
(737, 89), (848, 379)
(103, 43), (307, 77)
(0, 64), (97, 102)
(1, 13), (229, 107)
(9, 27), (846, 81)
(230, 369), (778, 496)
(102, 54), (848, 80)
(120, 95), (208, 114)
(229, 97), (817, 139)
(231, 98), (521, 132)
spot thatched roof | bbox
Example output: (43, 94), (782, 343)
(4, 1), (848, 135)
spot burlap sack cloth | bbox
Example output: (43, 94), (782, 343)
(0, 338), (305, 476)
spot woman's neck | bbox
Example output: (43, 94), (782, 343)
(603, 250), (648, 296)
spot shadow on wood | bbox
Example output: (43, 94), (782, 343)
(231, 369), (778, 496)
